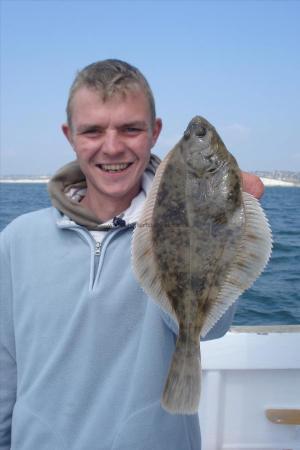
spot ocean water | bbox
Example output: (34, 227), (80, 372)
(0, 183), (299, 326)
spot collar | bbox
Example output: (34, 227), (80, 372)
(47, 154), (161, 230)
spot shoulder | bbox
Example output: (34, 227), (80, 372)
(3, 207), (55, 229)
(1, 207), (58, 244)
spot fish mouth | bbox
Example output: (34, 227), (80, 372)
(97, 162), (133, 173)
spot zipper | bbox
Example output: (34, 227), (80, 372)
(92, 240), (102, 289)
(65, 225), (133, 291)
(95, 241), (101, 256)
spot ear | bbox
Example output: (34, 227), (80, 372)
(62, 123), (74, 147)
(151, 118), (163, 147)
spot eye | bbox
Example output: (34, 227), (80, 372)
(85, 131), (98, 136)
(124, 127), (142, 134)
(82, 128), (102, 137)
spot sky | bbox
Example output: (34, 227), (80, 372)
(1, 0), (300, 176)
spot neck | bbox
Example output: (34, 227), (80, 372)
(81, 188), (140, 223)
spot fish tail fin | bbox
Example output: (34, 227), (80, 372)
(162, 337), (201, 415)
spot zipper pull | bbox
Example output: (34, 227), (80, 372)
(95, 242), (101, 256)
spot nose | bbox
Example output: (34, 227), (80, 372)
(101, 130), (125, 156)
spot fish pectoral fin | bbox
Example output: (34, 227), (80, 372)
(201, 191), (273, 337)
(131, 152), (178, 325)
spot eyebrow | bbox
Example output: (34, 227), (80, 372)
(119, 121), (148, 129)
(76, 124), (103, 133)
(76, 121), (149, 134)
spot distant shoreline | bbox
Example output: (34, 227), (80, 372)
(0, 177), (299, 187)
(260, 177), (298, 187)
(0, 178), (50, 184)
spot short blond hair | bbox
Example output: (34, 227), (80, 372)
(66, 59), (156, 127)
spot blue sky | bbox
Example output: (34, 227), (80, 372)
(1, 0), (300, 175)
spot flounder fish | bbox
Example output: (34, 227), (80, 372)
(132, 116), (272, 414)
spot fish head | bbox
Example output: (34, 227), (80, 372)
(181, 116), (233, 177)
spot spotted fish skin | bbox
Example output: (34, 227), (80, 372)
(152, 117), (245, 412)
(132, 116), (272, 414)
(153, 118), (244, 321)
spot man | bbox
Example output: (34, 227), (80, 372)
(0, 59), (264, 449)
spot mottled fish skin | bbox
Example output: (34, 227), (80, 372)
(152, 116), (245, 413)
(132, 115), (272, 414)
(152, 116), (244, 326)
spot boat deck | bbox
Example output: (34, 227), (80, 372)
(199, 325), (300, 449)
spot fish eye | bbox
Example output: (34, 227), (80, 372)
(195, 126), (206, 138)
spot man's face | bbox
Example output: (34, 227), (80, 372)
(62, 87), (162, 209)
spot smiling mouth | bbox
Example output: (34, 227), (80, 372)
(97, 163), (133, 173)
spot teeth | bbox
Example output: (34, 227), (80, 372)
(100, 163), (131, 172)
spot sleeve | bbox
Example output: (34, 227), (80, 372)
(0, 231), (17, 449)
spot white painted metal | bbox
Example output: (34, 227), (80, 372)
(199, 326), (300, 450)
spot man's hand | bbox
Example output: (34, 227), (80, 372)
(241, 171), (265, 199)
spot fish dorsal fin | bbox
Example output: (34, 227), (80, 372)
(132, 150), (179, 326)
(201, 191), (273, 337)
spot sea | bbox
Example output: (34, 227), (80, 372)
(0, 182), (299, 326)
